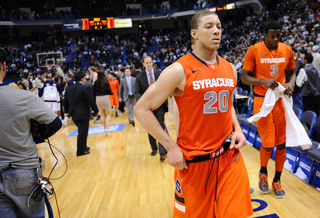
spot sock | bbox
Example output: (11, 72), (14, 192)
(260, 167), (267, 175)
(273, 171), (282, 182)
(275, 148), (286, 174)
(260, 148), (272, 174)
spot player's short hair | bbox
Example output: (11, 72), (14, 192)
(264, 21), (282, 34)
(191, 11), (218, 30)
(304, 53), (313, 63)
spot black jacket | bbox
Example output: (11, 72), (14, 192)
(64, 82), (99, 120)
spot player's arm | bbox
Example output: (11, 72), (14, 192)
(241, 70), (279, 90)
(231, 64), (247, 149)
(283, 49), (296, 97)
(134, 62), (187, 170)
(283, 69), (296, 97)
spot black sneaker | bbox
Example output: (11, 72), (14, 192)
(94, 115), (101, 123)
(272, 181), (285, 198)
(259, 173), (269, 193)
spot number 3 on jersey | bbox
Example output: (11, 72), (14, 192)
(204, 90), (229, 114)
(270, 65), (278, 77)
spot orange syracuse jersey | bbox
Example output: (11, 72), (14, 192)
(175, 53), (236, 160)
(243, 41), (295, 96)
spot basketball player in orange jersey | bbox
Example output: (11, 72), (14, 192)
(134, 11), (253, 218)
(242, 21), (296, 198)
(108, 72), (120, 117)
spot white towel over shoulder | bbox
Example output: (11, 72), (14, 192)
(247, 83), (312, 150)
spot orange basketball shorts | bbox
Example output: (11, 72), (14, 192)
(173, 149), (253, 218)
(109, 94), (119, 107)
(254, 97), (286, 148)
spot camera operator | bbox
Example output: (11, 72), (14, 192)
(0, 47), (62, 217)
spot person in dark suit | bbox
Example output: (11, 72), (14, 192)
(64, 71), (99, 156)
(135, 55), (168, 161)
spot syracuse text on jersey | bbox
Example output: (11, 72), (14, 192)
(193, 78), (234, 90)
(260, 57), (286, 64)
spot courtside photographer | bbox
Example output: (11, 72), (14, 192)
(0, 47), (62, 217)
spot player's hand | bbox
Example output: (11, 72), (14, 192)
(283, 82), (295, 97)
(230, 129), (247, 149)
(167, 146), (188, 170)
(262, 79), (278, 90)
(119, 98), (122, 103)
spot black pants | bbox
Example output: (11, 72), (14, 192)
(302, 96), (320, 116)
(73, 119), (89, 155)
(149, 106), (167, 155)
(119, 101), (125, 113)
(60, 98), (64, 120)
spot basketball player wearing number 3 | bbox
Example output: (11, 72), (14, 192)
(242, 21), (296, 198)
(134, 11), (253, 217)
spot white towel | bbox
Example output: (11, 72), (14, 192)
(248, 83), (312, 150)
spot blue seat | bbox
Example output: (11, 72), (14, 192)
(294, 154), (315, 183)
(293, 108), (302, 120)
(300, 110), (317, 138)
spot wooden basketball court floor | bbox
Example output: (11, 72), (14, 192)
(38, 98), (320, 218)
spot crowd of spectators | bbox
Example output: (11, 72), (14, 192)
(0, 0), (233, 21)
(1, 0), (320, 87)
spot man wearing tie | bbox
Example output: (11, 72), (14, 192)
(135, 55), (168, 161)
(119, 67), (136, 126)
